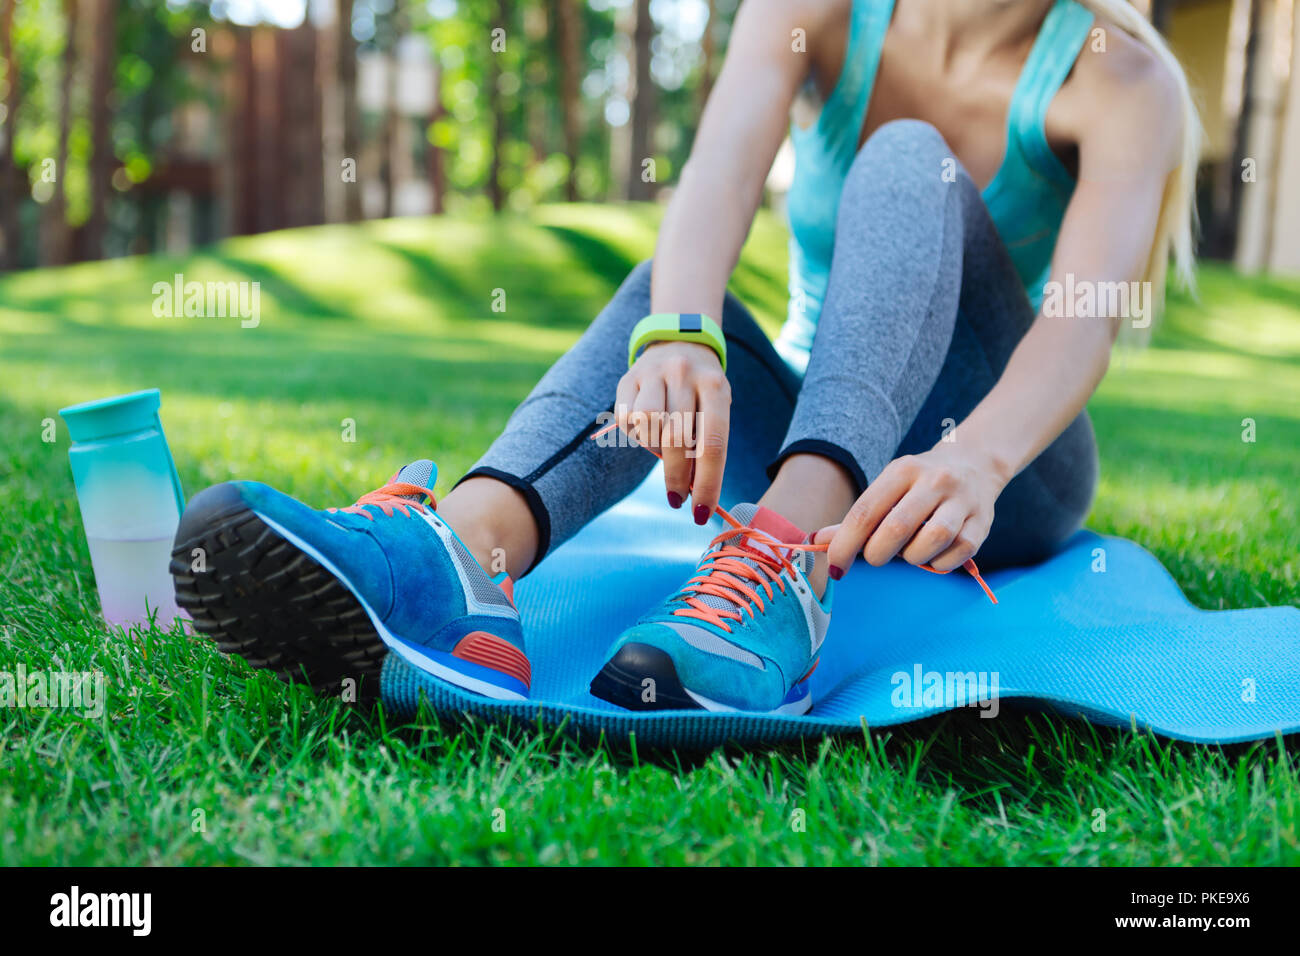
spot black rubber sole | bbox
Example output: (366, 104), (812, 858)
(170, 483), (387, 699)
(588, 642), (703, 711)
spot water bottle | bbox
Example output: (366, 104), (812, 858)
(59, 388), (186, 628)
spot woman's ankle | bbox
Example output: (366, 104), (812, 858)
(437, 477), (539, 580)
(757, 453), (858, 600)
(758, 454), (856, 534)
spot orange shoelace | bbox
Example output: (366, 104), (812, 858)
(589, 423), (997, 605)
(675, 507), (826, 632)
(327, 480), (438, 521)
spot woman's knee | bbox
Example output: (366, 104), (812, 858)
(617, 258), (655, 312)
(842, 119), (971, 209)
(864, 118), (950, 156)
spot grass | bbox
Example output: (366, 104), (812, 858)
(0, 203), (1297, 865)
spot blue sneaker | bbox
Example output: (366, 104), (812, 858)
(589, 503), (832, 714)
(171, 460), (530, 700)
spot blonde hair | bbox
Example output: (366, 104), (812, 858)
(1076, 0), (1204, 310)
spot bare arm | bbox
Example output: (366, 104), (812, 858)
(649, 0), (815, 320)
(821, 38), (1185, 574)
(619, 0), (821, 520)
(959, 54), (1183, 486)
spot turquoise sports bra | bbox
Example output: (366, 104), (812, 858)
(778, 0), (1095, 370)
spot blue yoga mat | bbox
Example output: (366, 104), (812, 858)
(381, 466), (1300, 747)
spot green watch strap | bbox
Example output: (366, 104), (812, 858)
(627, 313), (727, 372)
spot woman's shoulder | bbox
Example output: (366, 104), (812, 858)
(1053, 18), (1184, 165)
(1065, 19), (1181, 120)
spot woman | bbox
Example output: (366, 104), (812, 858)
(173, 0), (1199, 715)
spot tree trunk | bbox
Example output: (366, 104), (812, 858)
(524, 4), (549, 164)
(84, 0), (117, 261)
(227, 26), (259, 237)
(380, 0), (404, 219)
(626, 0), (655, 201)
(380, 58), (397, 218)
(553, 0), (582, 201)
(255, 27), (285, 232)
(0, 0), (22, 270)
(278, 23), (323, 227)
(427, 58), (447, 214)
(698, 0), (716, 113)
(337, 0), (362, 221)
(45, 0), (79, 265)
(1217, 0), (1261, 260)
(487, 0), (508, 213)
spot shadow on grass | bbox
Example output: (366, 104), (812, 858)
(0, 251), (360, 325)
(375, 241), (483, 316)
(376, 230), (634, 332)
(217, 255), (355, 321)
(539, 223), (641, 285)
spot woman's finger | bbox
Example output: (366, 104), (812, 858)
(863, 482), (944, 567)
(630, 379), (665, 449)
(614, 372), (639, 441)
(688, 378), (730, 524)
(823, 459), (916, 576)
(927, 512), (992, 572)
(660, 374), (694, 508)
(900, 497), (969, 567)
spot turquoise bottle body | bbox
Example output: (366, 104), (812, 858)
(59, 389), (186, 627)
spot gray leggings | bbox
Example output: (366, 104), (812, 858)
(462, 119), (1098, 573)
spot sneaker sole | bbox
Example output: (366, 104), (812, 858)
(170, 483), (387, 699)
(590, 642), (813, 716)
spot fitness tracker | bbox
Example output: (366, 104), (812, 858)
(627, 312), (727, 372)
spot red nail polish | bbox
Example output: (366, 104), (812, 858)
(829, 564), (844, 581)
(667, 491), (683, 509)
(693, 504), (710, 525)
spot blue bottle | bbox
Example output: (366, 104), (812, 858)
(59, 389), (186, 627)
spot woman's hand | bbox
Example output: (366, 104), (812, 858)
(615, 340), (731, 524)
(816, 443), (1011, 577)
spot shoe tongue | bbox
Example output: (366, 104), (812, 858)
(688, 504), (810, 616)
(393, 459), (438, 501)
(725, 503), (808, 563)
(745, 505), (808, 546)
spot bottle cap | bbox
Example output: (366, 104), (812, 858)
(59, 388), (163, 443)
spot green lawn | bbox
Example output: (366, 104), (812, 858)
(1, 204), (1297, 865)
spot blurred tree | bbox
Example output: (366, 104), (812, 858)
(44, 0), (78, 265)
(0, 0), (750, 264)
(337, 0), (362, 221)
(487, 0), (510, 212)
(0, 0), (20, 270)
(551, 0), (581, 202)
(83, 0), (115, 260)
(110, 2), (217, 253)
(378, 0), (405, 218)
(426, 42), (447, 214)
(626, 0), (654, 200)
